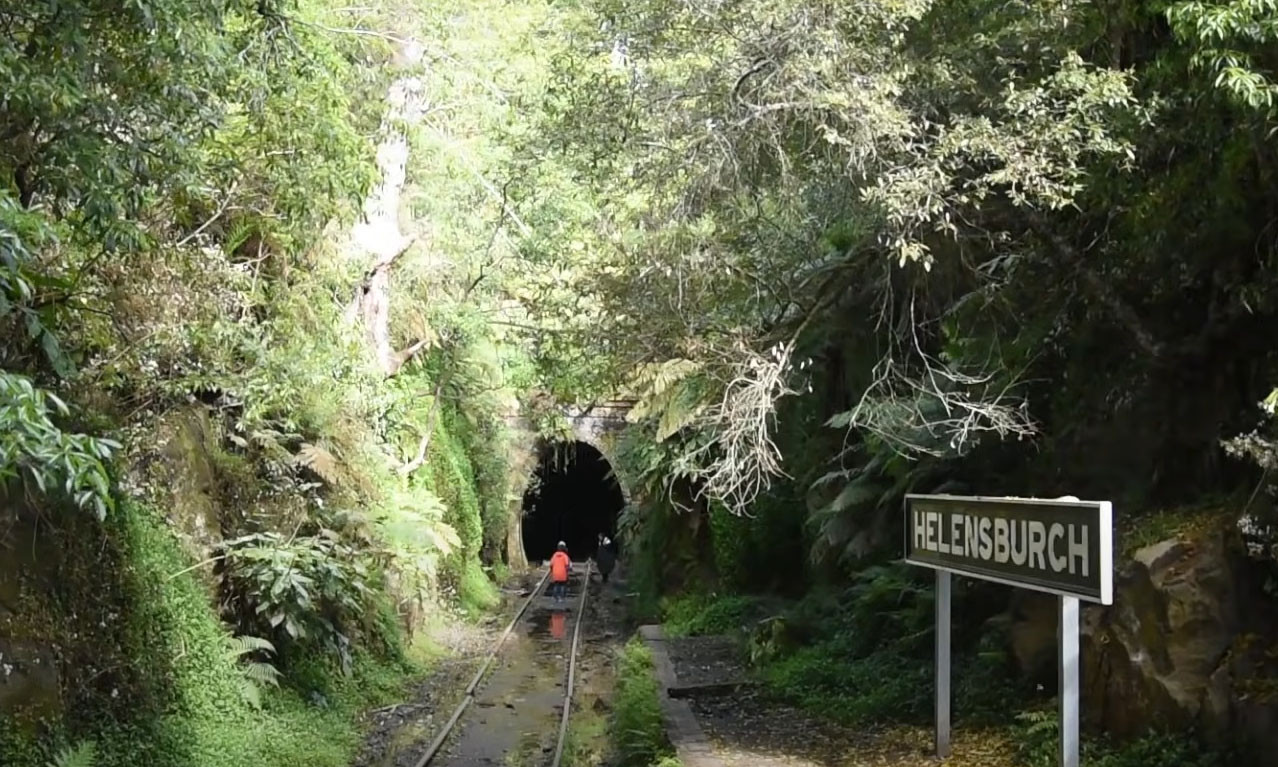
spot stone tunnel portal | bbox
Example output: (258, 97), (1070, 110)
(521, 441), (624, 563)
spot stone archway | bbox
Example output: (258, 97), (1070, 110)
(519, 441), (622, 561)
(563, 401), (633, 506)
(503, 401), (636, 568)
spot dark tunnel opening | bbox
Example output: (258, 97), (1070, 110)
(521, 441), (624, 563)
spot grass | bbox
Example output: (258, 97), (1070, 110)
(612, 638), (674, 767)
(457, 557), (502, 616)
(560, 703), (609, 767)
(660, 592), (762, 637)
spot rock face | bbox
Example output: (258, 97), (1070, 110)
(1007, 527), (1278, 753)
(1077, 530), (1278, 752)
(0, 639), (61, 724)
(0, 506), (64, 726)
(152, 407), (224, 559)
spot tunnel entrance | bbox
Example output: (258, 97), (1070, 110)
(521, 441), (624, 563)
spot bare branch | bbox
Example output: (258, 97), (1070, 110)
(176, 180), (239, 247)
(672, 341), (798, 513)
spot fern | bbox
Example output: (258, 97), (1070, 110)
(626, 358), (710, 442)
(223, 634), (280, 708)
(655, 380), (709, 441)
(226, 633), (276, 656)
(222, 217), (257, 256)
(47, 743), (95, 767)
(296, 442), (342, 484)
(625, 358), (702, 423)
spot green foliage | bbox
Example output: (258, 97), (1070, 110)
(661, 592), (760, 638)
(0, 371), (119, 518)
(423, 406), (493, 600)
(760, 642), (932, 724)
(559, 699), (609, 767)
(0, 499), (413, 767)
(219, 531), (374, 672)
(707, 503), (753, 589)
(748, 565), (1022, 725)
(1014, 711), (1236, 767)
(1168, 0), (1278, 113)
(0, 0), (529, 764)
(612, 638), (673, 767)
(455, 558), (501, 616)
(808, 440), (946, 570)
(371, 482), (461, 617)
(223, 635), (282, 709)
(47, 743), (96, 767)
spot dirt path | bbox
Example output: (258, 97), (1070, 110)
(652, 633), (1018, 767)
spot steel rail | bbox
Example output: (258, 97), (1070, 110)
(550, 560), (592, 767)
(412, 567), (551, 767)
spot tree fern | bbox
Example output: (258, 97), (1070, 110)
(626, 358), (702, 423)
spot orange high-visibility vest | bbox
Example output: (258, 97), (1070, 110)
(550, 551), (571, 582)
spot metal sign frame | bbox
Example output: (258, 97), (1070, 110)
(902, 494), (1114, 767)
(904, 494), (1113, 604)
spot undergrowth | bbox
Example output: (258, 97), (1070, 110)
(612, 638), (673, 767)
(734, 565), (1025, 726)
(560, 701), (609, 767)
(1013, 710), (1239, 766)
(0, 501), (420, 767)
(660, 592), (761, 637)
(655, 572), (1244, 766)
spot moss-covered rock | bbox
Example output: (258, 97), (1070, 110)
(150, 407), (224, 561)
(1080, 525), (1278, 753)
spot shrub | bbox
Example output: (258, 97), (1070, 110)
(760, 643), (932, 723)
(661, 592), (760, 637)
(748, 564), (1027, 726)
(218, 531), (373, 673)
(1014, 711), (1238, 767)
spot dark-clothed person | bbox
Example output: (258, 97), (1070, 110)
(596, 535), (616, 583)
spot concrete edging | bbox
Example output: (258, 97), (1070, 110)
(638, 624), (725, 767)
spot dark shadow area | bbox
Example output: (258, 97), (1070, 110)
(522, 441), (623, 562)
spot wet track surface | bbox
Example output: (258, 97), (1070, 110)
(435, 586), (585, 767)
(353, 564), (629, 767)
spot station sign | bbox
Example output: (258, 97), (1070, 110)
(904, 494), (1113, 605)
(903, 493), (1114, 767)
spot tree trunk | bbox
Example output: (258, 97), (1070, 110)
(347, 42), (429, 375)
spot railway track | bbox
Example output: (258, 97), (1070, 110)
(413, 560), (594, 767)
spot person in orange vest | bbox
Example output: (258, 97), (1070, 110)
(549, 541), (572, 603)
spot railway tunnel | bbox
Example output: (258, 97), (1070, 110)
(521, 440), (624, 562)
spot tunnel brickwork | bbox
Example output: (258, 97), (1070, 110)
(562, 400), (633, 504)
(513, 401), (642, 564)
(504, 401), (639, 567)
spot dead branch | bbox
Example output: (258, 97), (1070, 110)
(176, 180), (239, 247)
(387, 337), (431, 376)
(398, 374), (450, 476)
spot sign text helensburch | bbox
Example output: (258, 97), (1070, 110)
(904, 495), (1112, 604)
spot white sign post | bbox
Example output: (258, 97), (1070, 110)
(903, 494), (1113, 766)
